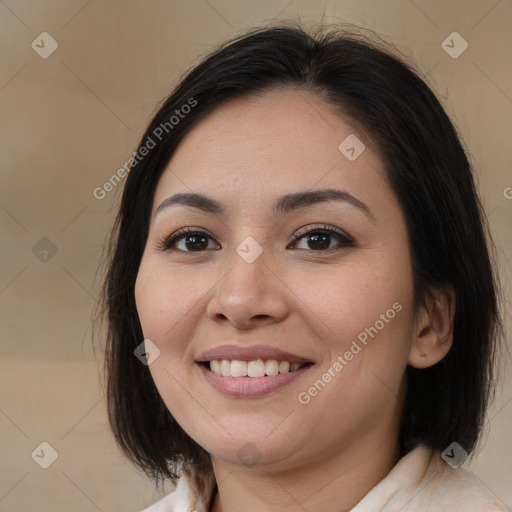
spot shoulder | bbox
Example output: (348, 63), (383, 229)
(137, 474), (191, 512)
(425, 452), (509, 511)
(137, 485), (180, 512)
(352, 445), (509, 511)
(138, 466), (216, 512)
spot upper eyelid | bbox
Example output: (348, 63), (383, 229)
(166, 224), (347, 241)
(161, 224), (353, 250)
(293, 224), (352, 240)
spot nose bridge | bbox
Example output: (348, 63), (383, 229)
(224, 234), (269, 300)
(207, 233), (288, 325)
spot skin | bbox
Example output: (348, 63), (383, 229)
(134, 88), (454, 512)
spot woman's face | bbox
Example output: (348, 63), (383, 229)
(135, 88), (417, 471)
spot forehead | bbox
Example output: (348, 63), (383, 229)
(152, 88), (391, 218)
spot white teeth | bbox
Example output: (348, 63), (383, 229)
(220, 360), (231, 377)
(248, 359), (265, 377)
(230, 360), (248, 377)
(278, 361), (290, 373)
(210, 360), (221, 374)
(208, 359), (307, 377)
(265, 360), (279, 376)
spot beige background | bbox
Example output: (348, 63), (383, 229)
(1, 0), (511, 510)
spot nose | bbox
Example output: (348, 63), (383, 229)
(206, 242), (289, 329)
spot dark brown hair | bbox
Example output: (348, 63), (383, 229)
(97, 22), (503, 484)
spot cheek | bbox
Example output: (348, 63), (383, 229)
(135, 260), (218, 363)
(296, 267), (413, 414)
(291, 256), (413, 400)
(135, 262), (187, 353)
(135, 267), (166, 340)
(136, 260), (182, 328)
(294, 260), (408, 343)
(134, 264), (204, 409)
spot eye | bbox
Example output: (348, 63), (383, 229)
(158, 227), (220, 252)
(158, 224), (355, 254)
(289, 224), (355, 252)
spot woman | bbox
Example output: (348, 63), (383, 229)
(99, 23), (507, 511)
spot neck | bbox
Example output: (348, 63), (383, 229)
(209, 435), (400, 512)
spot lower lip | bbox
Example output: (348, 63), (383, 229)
(197, 363), (313, 397)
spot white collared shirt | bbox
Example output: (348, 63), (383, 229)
(140, 445), (509, 511)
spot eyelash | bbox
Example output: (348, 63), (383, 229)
(157, 224), (355, 254)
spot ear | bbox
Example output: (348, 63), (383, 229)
(408, 284), (456, 369)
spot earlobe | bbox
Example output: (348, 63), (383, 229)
(408, 284), (456, 369)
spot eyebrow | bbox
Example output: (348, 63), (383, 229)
(154, 188), (376, 222)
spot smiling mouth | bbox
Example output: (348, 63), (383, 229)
(200, 359), (314, 378)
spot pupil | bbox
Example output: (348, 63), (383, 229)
(308, 233), (329, 250)
(186, 235), (207, 251)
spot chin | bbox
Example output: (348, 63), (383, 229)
(202, 432), (302, 470)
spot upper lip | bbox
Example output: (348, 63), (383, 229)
(196, 344), (313, 364)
